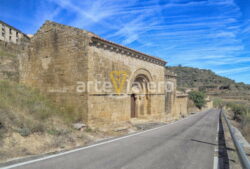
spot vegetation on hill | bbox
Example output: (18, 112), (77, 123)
(0, 80), (104, 162)
(168, 65), (250, 108)
(167, 66), (250, 90)
(169, 65), (250, 141)
(213, 99), (250, 142)
(0, 80), (74, 139)
(0, 80), (134, 162)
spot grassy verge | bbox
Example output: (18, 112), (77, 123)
(0, 80), (96, 162)
(216, 99), (250, 142)
(0, 80), (76, 139)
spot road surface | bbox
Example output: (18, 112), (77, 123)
(3, 109), (220, 169)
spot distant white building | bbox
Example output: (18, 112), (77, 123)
(0, 20), (29, 44)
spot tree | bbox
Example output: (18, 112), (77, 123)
(188, 91), (206, 109)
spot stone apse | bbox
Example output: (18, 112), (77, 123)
(21, 21), (185, 127)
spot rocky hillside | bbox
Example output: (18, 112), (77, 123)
(167, 66), (250, 104)
(167, 66), (250, 90)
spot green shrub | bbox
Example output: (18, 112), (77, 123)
(188, 91), (206, 109)
(18, 128), (31, 137)
(30, 123), (45, 133)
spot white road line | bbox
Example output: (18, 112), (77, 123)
(213, 156), (219, 169)
(1, 111), (203, 169)
(213, 119), (220, 169)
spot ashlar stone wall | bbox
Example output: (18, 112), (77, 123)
(87, 38), (166, 126)
(174, 95), (188, 118)
(21, 21), (167, 126)
(20, 21), (90, 122)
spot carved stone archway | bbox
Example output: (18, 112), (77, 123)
(130, 69), (152, 118)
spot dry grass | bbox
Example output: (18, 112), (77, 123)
(0, 49), (16, 59)
(0, 80), (76, 134)
(224, 101), (250, 143)
(241, 114), (250, 142)
(0, 80), (92, 162)
(0, 80), (133, 163)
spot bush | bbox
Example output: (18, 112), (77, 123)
(226, 102), (248, 121)
(18, 128), (31, 137)
(213, 98), (224, 108)
(188, 91), (206, 109)
(30, 123), (45, 133)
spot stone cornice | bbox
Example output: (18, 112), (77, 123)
(90, 36), (167, 66)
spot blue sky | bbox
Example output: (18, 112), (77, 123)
(1, 0), (250, 84)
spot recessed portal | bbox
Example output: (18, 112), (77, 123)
(130, 74), (151, 118)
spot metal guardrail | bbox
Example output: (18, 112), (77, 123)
(221, 109), (250, 169)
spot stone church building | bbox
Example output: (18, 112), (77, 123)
(21, 21), (186, 127)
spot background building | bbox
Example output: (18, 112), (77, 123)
(0, 20), (29, 44)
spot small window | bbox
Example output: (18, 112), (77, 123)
(9, 36), (11, 40)
(16, 32), (18, 37)
(2, 32), (4, 37)
(10, 29), (12, 34)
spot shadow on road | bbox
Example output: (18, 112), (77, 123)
(218, 112), (230, 169)
(191, 139), (217, 146)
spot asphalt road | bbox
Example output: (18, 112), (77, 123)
(4, 109), (220, 169)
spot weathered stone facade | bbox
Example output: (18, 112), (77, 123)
(174, 92), (188, 118)
(21, 21), (170, 126)
(0, 39), (28, 82)
(165, 70), (188, 119)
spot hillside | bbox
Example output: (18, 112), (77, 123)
(167, 66), (250, 90)
(0, 80), (88, 162)
(167, 66), (250, 105)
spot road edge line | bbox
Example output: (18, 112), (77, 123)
(1, 110), (205, 169)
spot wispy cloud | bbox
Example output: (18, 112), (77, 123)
(1, 0), (250, 83)
(216, 67), (250, 75)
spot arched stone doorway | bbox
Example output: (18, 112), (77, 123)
(130, 74), (151, 118)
